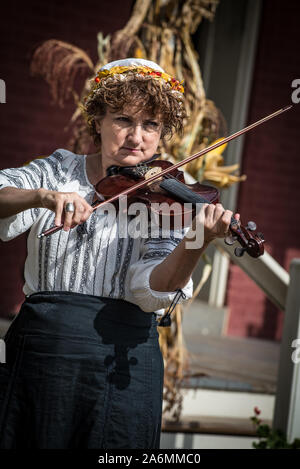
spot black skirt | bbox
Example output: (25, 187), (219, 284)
(0, 291), (164, 449)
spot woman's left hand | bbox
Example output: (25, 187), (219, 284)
(149, 203), (241, 292)
(192, 203), (240, 244)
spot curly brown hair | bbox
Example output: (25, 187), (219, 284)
(81, 72), (186, 148)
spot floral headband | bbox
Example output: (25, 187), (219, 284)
(84, 58), (184, 103)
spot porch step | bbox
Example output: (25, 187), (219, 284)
(162, 414), (271, 436)
(181, 299), (280, 394)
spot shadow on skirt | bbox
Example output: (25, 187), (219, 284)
(0, 291), (164, 449)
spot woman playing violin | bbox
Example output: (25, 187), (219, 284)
(0, 58), (239, 449)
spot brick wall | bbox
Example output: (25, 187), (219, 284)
(0, 0), (133, 317)
(225, 0), (300, 339)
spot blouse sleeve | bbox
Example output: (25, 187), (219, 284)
(0, 149), (75, 242)
(127, 226), (193, 313)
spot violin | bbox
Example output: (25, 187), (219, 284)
(93, 159), (264, 258)
(37, 105), (293, 259)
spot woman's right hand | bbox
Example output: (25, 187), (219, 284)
(39, 188), (94, 231)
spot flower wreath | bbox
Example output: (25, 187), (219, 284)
(85, 65), (184, 102)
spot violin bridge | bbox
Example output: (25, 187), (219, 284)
(144, 167), (165, 193)
(144, 166), (162, 180)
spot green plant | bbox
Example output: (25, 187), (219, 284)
(251, 407), (300, 449)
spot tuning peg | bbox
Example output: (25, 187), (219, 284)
(234, 246), (247, 257)
(224, 235), (238, 246)
(246, 221), (257, 231)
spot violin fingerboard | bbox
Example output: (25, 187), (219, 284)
(159, 179), (210, 205)
(160, 178), (237, 226)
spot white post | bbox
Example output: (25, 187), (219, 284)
(0, 79), (6, 104)
(213, 240), (289, 311)
(208, 0), (262, 308)
(0, 338), (6, 363)
(273, 258), (300, 442)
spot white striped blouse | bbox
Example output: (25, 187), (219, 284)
(0, 149), (193, 314)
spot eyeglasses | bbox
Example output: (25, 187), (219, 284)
(114, 116), (162, 134)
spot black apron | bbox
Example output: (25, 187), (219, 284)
(0, 291), (164, 449)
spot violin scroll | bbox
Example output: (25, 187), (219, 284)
(226, 218), (265, 258)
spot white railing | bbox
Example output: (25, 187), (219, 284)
(213, 239), (300, 442)
(213, 239), (289, 310)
